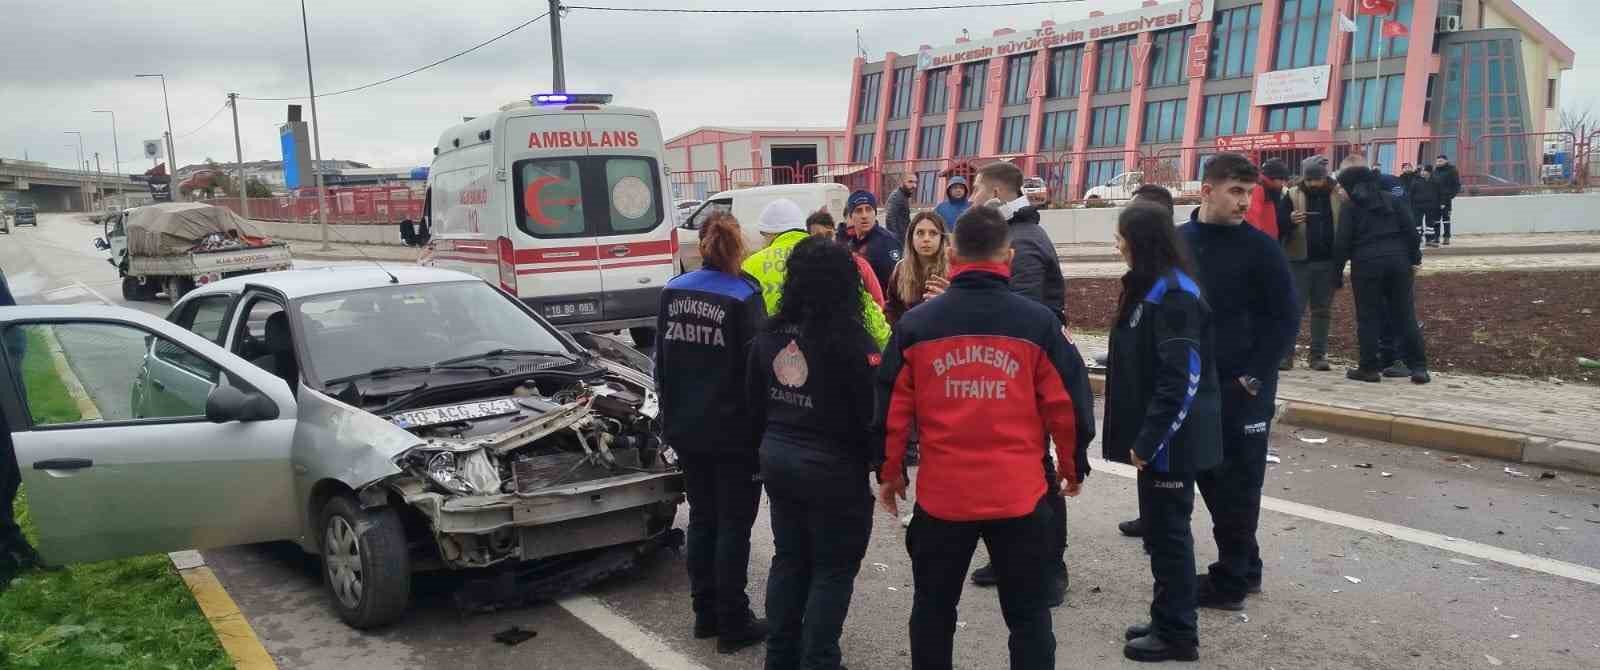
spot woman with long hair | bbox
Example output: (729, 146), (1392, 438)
(747, 237), (878, 670)
(885, 211), (950, 324)
(1101, 202), (1223, 663)
(653, 211), (771, 653)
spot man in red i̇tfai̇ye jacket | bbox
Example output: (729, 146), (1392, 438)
(874, 205), (1096, 670)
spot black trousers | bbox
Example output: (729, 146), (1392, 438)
(764, 490), (873, 670)
(1439, 198), (1454, 238)
(908, 498), (1055, 670)
(1417, 205), (1441, 243)
(1352, 257), (1428, 372)
(1196, 381), (1272, 599)
(1, 409), (22, 551)
(1139, 469), (1198, 646)
(1042, 456), (1067, 570)
(680, 455), (763, 630)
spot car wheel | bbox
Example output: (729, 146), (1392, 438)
(627, 327), (656, 348)
(320, 495), (411, 629)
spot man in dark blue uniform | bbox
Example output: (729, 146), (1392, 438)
(1177, 154), (1299, 610)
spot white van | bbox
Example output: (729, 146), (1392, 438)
(675, 183), (849, 272)
(423, 93), (675, 342)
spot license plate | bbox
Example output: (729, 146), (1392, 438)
(389, 398), (519, 429)
(542, 300), (598, 319)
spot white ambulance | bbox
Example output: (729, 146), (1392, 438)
(422, 93), (675, 343)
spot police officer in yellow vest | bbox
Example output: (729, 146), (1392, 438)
(742, 199), (891, 350)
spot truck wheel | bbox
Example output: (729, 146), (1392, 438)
(121, 276), (141, 301)
(320, 495), (411, 629)
(628, 327), (656, 348)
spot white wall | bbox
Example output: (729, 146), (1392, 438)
(721, 139), (754, 173)
(664, 146), (689, 172)
(1035, 193), (1600, 246)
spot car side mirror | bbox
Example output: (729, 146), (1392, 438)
(206, 386), (280, 423)
(94, 238), (110, 250)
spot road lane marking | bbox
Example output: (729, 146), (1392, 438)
(1091, 458), (1600, 586)
(72, 280), (113, 305)
(558, 595), (710, 670)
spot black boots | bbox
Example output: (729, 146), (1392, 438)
(971, 563), (1068, 608)
(1124, 633), (1200, 662)
(969, 562), (997, 586)
(1194, 576), (1246, 611)
(1118, 518), (1146, 537)
(715, 613), (770, 654)
(1411, 368), (1432, 384)
(1346, 368), (1382, 383)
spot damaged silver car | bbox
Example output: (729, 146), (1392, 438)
(0, 267), (682, 629)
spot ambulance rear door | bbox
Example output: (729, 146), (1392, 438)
(503, 111), (604, 326)
(586, 110), (673, 329)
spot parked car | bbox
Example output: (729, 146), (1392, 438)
(675, 183), (848, 272)
(1, 266), (682, 629)
(1022, 176), (1048, 208)
(1085, 172), (1201, 203)
(673, 198), (702, 226)
(13, 206), (37, 227)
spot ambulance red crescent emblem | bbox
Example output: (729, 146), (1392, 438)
(774, 340), (809, 387)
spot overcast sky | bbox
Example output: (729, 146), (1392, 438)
(1, 0), (1594, 173)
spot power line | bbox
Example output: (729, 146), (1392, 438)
(175, 101), (231, 139)
(239, 11), (551, 102)
(566, 1), (1088, 13)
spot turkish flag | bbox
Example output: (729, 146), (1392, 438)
(1357, 0), (1397, 16)
(1382, 20), (1410, 39)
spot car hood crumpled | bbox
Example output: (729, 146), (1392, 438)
(295, 386), (424, 488)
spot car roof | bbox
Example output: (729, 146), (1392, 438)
(188, 265), (485, 300)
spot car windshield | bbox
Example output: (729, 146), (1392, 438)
(294, 280), (571, 386)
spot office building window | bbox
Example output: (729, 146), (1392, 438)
(1089, 105), (1129, 147)
(1047, 46), (1083, 98)
(1349, 0), (1414, 62)
(923, 68), (950, 115)
(1340, 75), (1404, 128)
(918, 125), (945, 159)
(1149, 27), (1196, 88)
(1004, 54), (1035, 106)
(1086, 159), (1126, 189)
(960, 62), (987, 110)
(884, 129), (909, 161)
(1038, 110), (1077, 152)
(1142, 99), (1187, 143)
(1265, 102), (1322, 131)
(1209, 5), (1261, 80)
(997, 115), (1029, 154)
(955, 121), (983, 156)
(1276, 0), (1334, 70)
(851, 132), (875, 162)
(1097, 37), (1136, 93)
(856, 72), (882, 122)
(1438, 39), (1529, 181)
(888, 66), (915, 119)
(1200, 92), (1251, 138)
(1547, 79), (1558, 109)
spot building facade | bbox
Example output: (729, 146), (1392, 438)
(664, 126), (847, 200)
(843, 0), (1573, 202)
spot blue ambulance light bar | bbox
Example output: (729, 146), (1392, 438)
(532, 93), (613, 105)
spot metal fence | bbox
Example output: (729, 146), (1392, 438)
(198, 193), (425, 226)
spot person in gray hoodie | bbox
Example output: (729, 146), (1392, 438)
(933, 176), (972, 231)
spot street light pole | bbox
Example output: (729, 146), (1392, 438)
(299, 0), (332, 251)
(136, 73), (180, 201)
(93, 110), (122, 207)
(549, 0), (566, 92)
(64, 131), (86, 211)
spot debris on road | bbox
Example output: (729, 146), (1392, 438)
(1462, 463), (1478, 470)
(1455, 505), (1471, 510)
(1381, 472), (1394, 478)
(1353, 463), (1374, 469)
(1297, 435), (1329, 444)
(1508, 634), (1520, 639)
(1344, 576), (1362, 584)
(493, 627), (537, 646)
(872, 562), (889, 573)
(1090, 586), (1102, 594)
(1538, 471), (1557, 480)
(1504, 466), (1530, 478)
(1577, 356), (1599, 369)
(1485, 654), (1504, 666)
(1266, 453), (1282, 464)
(1548, 526), (1572, 532)
(1237, 613), (1250, 623)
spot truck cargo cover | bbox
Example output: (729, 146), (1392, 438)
(126, 202), (271, 255)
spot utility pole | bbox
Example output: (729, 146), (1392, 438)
(94, 152), (103, 210)
(229, 92), (248, 218)
(93, 110), (121, 207)
(549, 0), (566, 92)
(299, 0), (332, 250)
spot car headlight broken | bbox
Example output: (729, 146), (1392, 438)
(425, 449), (501, 495)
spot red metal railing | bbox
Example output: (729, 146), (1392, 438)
(668, 169), (727, 201)
(727, 166), (799, 189)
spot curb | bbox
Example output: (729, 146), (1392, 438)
(1086, 373), (1600, 476)
(169, 551), (278, 670)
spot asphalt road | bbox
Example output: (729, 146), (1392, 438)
(5, 214), (1600, 669)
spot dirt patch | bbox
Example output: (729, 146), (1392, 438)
(1067, 271), (1600, 385)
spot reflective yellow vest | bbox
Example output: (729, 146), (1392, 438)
(741, 230), (891, 351)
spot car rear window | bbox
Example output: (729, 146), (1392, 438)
(514, 156), (663, 239)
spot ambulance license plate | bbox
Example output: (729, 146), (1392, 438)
(542, 300), (598, 320)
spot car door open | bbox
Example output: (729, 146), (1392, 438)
(0, 306), (300, 565)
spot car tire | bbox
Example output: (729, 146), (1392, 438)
(319, 495), (411, 630)
(628, 327), (656, 348)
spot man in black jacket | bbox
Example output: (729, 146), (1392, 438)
(965, 160), (1073, 602)
(1178, 154), (1298, 611)
(1334, 166), (1431, 385)
(838, 190), (902, 290)
(1432, 155), (1462, 245)
(886, 174), (916, 240)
